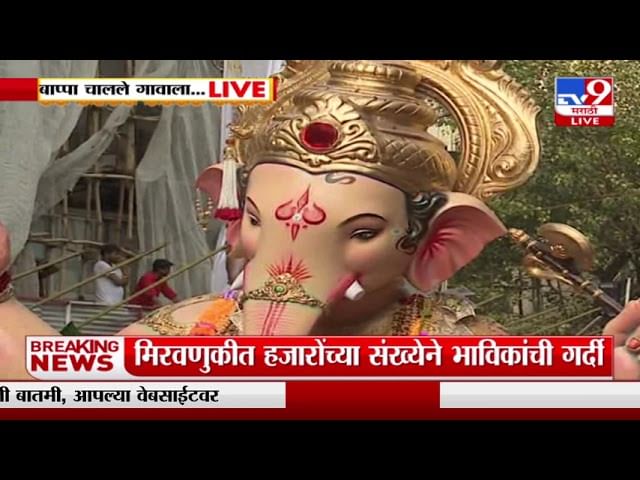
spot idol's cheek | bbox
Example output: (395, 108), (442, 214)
(344, 239), (411, 288)
(239, 221), (259, 259)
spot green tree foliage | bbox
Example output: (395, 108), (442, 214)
(450, 60), (640, 333)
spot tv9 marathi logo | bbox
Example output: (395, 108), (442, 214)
(554, 77), (615, 127)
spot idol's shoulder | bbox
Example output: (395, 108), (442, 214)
(125, 294), (240, 336)
(397, 292), (509, 336)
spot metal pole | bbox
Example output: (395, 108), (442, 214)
(78, 245), (229, 330)
(527, 307), (601, 335)
(33, 243), (167, 308)
(13, 251), (83, 281)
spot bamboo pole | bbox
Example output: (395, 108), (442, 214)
(527, 308), (601, 335)
(81, 173), (135, 181)
(116, 180), (126, 244)
(124, 114), (136, 176)
(126, 59), (134, 77)
(555, 279), (565, 309)
(86, 105), (101, 240)
(13, 251), (83, 281)
(54, 203), (64, 293)
(96, 106), (160, 122)
(78, 245), (229, 329)
(576, 315), (604, 336)
(40, 213), (115, 223)
(62, 193), (70, 237)
(85, 178), (93, 240)
(61, 194), (70, 291)
(474, 293), (506, 308)
(507, 305), (562, 329)
(95, 179), (103, 241)
(27, 238), (137, 257)
(33, 243), (168, 308)
(88, 107), (101, 173)
(517, 270), (524, 316)
(131, 115), (160, 122)
(127, 183), (135, 239)
(124, 59), (136, 176)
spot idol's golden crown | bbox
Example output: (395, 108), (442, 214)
(226, 60), (541, 199)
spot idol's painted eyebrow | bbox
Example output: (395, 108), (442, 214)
(246, 197), (260, 213)
(338, 213), (387, 227)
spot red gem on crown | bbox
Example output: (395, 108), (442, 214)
(300, 122), (340, 153)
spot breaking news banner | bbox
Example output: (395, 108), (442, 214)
(0, 78), (277, 105)
(554, 77), (615, 127)
(26, 335), (611, 380)
(6, 336), (640, 420)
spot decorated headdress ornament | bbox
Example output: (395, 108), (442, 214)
(203, 60), (540, 221)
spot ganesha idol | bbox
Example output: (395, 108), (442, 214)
(1, 60), (640, 380)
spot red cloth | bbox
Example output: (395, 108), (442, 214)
(130, 272), (177, 307)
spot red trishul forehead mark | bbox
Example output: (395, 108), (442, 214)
(274, 186), (327, 241)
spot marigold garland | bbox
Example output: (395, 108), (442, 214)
(189, 298), (236, 336)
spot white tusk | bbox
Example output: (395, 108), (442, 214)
(230, 271), (244, 290)
(344, 280), (365, 301)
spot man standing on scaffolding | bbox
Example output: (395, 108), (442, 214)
(93, 244), (128, 306)
(130, 259), (179, 310)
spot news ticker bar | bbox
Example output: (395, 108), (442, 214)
(440, 382), (640, 408)
(25, 335), (613, 380)
(3, 382), (640, 420)
(0, 382), (285, 409)
(0, 78), (276, 105)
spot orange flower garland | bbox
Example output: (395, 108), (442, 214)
(189, 298), (237, 336)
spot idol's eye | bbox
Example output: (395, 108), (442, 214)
(350, 229), (380, 241)
(247, 213), (261, 227)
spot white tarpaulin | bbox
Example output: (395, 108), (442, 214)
(135, 60), (223, 298)
(0, 61), (99, 263)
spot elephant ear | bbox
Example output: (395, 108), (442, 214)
(406, 192), (506, 292)
(195, 165), (243, 256)
(0, 222), (10, 274)
(195, 164), (224, 208)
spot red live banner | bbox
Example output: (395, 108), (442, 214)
(26, 336), (613, 380)
(0, 78), (38, 101)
